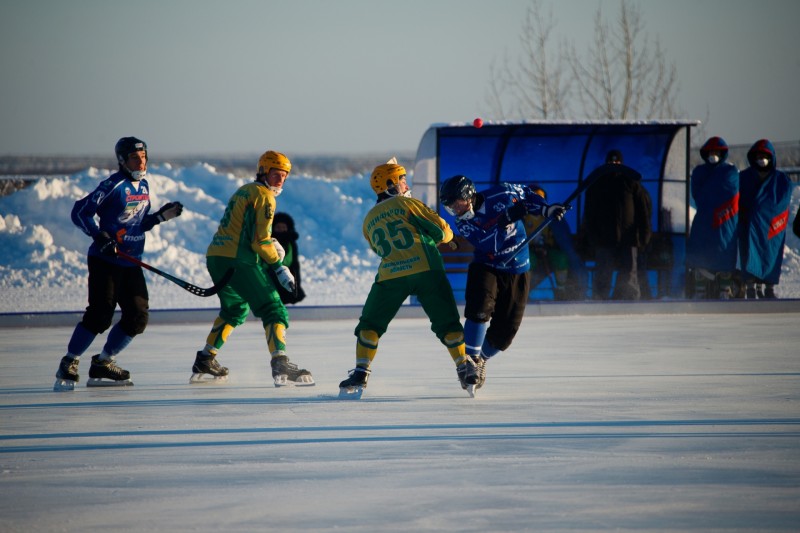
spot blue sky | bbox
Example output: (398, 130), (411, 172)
(2, 0), (798, 157)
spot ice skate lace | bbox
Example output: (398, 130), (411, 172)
(473, 356), (486, 388)
(66, 359), (80, 374)
(343, 368), (370, 386)
(101, 358), (127, 378)
(272, 356), (310, 378)
(457, 360), (478, 384)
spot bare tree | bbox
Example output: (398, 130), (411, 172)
(567, 0), (680, 119)
(486, 0), (682, 121)
(485, 0), (571, 119)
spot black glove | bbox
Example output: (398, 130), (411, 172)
(497, 202), (527, 227)
(93, 231), (118, 257)
(154, 201), (184, 223)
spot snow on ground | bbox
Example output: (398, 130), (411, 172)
(1, 313), (799, 532)
(1, 163), (800, 313)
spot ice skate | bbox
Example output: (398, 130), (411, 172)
(53, 355), (80, 392)
(457, 358), (480, 398)
(190, 351), (229, 384)
(338, 367), (370, 400)
(87, 354), (133, 387)
(473, 355), (487, 390)
(271, 355), (314, 387)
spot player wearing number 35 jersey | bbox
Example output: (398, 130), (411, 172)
(338, 159), (479, 399)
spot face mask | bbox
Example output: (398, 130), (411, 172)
(457, 209), (475, 221)
(128, 168), (146, 181)
(707, 154), (720, 164)
(756, 158), (770, 168)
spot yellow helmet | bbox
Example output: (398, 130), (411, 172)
(370, 162), (406, 195)
(530, 184), (546, 200)
(257, 151), (292, 176)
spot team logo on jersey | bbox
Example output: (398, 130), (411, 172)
(118, 200), (148, 224)
(117, 185), (150, 224)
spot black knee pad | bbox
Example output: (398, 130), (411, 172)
(81, 308), (114, 334)
(120, 311), (149, 336)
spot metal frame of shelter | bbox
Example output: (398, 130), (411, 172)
(411, 119), (700, 302)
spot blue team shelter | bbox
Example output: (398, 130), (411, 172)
(411, 120), (700, 301)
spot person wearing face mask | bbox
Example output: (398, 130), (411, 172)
(737, 139), (792, 299)
(581, 149), (652, 300)
(338, 159), (472, 399)
(436, 174), (566, 393)
(266, 212), (306, 304)
(686, 137), (740, 299)
(54, 137), (184, 391)
(192, 150), (314, 386)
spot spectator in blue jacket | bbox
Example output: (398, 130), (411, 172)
(687, 137), (740, 299)
(738, 139), (792, 299)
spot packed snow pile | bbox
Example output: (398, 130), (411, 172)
(1, 163), (799, 313)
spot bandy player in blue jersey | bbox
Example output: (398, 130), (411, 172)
(54, 137), (184, 391)
(439, 175), (566, 391)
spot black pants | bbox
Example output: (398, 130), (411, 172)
(464, 262), (530, 351)
(82, 255), (149, 336)
(592, 246), (641, 300)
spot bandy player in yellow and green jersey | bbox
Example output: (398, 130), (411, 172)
(191, 150), (314, 387)
(338, 159), (480, 399)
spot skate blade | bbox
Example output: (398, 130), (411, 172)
(466, 384), (477, 398)
(273, 375), (316, 387)
(86, 377), (133, 388)
(338, 386), (364, 400)
(53, 378), (76, 392)
(189, 373), (229, 384)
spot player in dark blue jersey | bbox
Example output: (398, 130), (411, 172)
(439, 175), (566, 391)
(54, 137), (184, 391)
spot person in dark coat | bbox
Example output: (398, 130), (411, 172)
(270, 212), (306, 304)
(686, 136), (740, 299)
(581, 149), (652, 300)
(738, 139), (792, 299)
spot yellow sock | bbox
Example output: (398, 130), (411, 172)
(355, 329), (379, 369)
(265, 323), (287, 357)
(205, 317), (234, 351)
(443, 331), (467, 366)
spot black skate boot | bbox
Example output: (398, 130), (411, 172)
(190, 351), (229, 384)
(87, 354), (133, 387)
(54, 355), (80, 392)
(457, 357), (480, 398)
(271, 355), (314, 387)
(338, 367), (370, 400)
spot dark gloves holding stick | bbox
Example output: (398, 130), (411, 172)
(93, 231), (118, 257)
(497, 201), (528, 227)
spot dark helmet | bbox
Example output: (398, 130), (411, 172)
(115, 137), (147, 165)
(439, 175), (476, 206)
